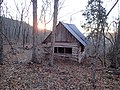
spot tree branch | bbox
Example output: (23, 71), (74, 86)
(106, 0), (119, 16)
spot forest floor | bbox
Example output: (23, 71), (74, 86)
(0, 44), (120, 90)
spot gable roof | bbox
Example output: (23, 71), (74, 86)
(42, 22), (90, 46)
(60, 22), (89, 46)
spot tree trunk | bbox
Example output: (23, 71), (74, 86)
(22, 28), (26, 48)
(0, 0), (3, 64)
(17, 16), (23, 42)
(31, 0), (38, 63)
(50, 0), (59, 66)
(110, 21), (120, 68)
(0, 19), (3, 64)
(116, 21), (120, 67)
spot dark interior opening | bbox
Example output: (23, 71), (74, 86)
(54, 47), (57, 53)
(65, 48), (72, 54)
(54, 47), (72, 54)
(81, 45), (85, 52)
(58, 47), (64, 53)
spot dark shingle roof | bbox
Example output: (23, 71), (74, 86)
(61, 22), (89, 46)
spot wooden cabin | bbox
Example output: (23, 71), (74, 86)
(42, 22), (89, 62)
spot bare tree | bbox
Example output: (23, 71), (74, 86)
(14, 0), (24, 41)
(38, 0), (52, 42)
(107, 0), (120, 68)
(109, 21), (120, 68)
(0, 0), (3, 64)
(50, 0), (59, 66)
(116, 21), (120, 67)
(13, 0), (32, 45)
(31, 0), (38, 63)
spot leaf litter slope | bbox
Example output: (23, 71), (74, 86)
(0, 45), (120, 90)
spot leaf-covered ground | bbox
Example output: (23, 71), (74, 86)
(0, 45), (120, 90)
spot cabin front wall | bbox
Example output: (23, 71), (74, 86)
(43, 42), (84, 62)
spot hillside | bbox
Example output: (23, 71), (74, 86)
(1, 17), (51, 44)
